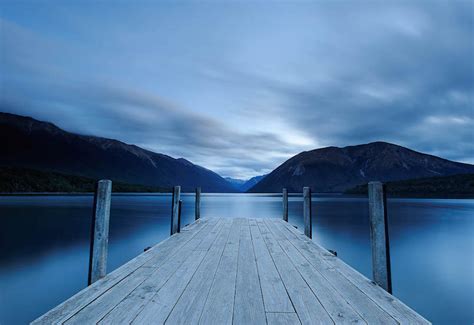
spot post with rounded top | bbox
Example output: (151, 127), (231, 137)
(170, 186), (181, 235)
(303, 187), (312, 238)
(88, 179), (112, 285)
(368, 181), (392, 293)
(195, 187), (201, 220)
(282, 188), (288, 222)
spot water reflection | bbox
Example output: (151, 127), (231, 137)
(0, 194), (472, 324)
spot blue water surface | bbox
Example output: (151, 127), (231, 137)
(0, 194), (472, 324)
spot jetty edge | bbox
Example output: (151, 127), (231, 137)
(32, 182), (430, 324)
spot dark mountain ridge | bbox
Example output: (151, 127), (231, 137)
(0, 112), (235, 192)
(249, 141), (474, 193)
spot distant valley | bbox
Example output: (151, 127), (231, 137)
(225, 175), (266, 192)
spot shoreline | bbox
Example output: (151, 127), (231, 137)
(1, 192), (473, 199)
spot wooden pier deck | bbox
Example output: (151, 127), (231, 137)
(33, 217), (430, 324)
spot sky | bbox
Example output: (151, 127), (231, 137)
(1, 0), (473, 179)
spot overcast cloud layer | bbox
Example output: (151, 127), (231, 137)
(1, 1), (473, 178)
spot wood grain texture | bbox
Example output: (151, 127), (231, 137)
(98, 219), (222, 324)
(165, 219), (233, 324)
(257, 219), (333, 325)
(171, 186), (181, 235)
(276, 219), (430, 324)
(249, 219), (293, 313)
(88, 179), (112, 285)
(131, 221), (228, 324)
(303, 187), (312, 238)
(368, 181), (392, 293)
(32, 219), (209, 325)
(199, 219), (242, 325)
(266, 312), (301, 325)
(67, 220), (221, 325)
(34, 217), (429, 325)
(233, 219), (267, 325)
(282, 188), (288, 222)
(195, 187), (201, 220)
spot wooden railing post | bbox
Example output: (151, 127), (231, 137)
(282, 188), (288, 222)
(88, 179), (112, 285)
(368, 181), (392, 293)
(170, 186), (181, 235)
(195, 187), (201, 220)
(178, 200), (182, 233)
(303, 187), (312, 238)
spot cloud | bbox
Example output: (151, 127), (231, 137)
(196, 1), (474, 163)
(1, 1), (473, 177)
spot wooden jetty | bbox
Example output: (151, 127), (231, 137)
(33, 184), (430, 324)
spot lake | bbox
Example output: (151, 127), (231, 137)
(0, 194), (473, 324)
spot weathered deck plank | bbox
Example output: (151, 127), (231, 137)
(165, 219), (233, 324)
(65, 219), (222, 325)
(264, 219), (366, 324)
(97, 218), (222, 324)
(233, 219), (267, 325)
(249, 219), (294, 313)
(31, 218), (211, 325)
(33, 217), (430, 325)
(199, 218), (242, 325)
(266, 312), (301, 325)
(130, 220), (228, 324)
(267, 219), (393, 324)
(274, 219), (430, 324)
(256, 219), (334, 325)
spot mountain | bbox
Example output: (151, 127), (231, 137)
(248, 142), (474, 193)
(225, 177), (246, 189)
(0, 112), (235, 192)
(225, 175), (266, 192)
(0, 167), (169, 193)
(345, 174), (474, 198)
(241, 175), (266, 191)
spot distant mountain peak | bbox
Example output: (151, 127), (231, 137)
(226, 174), (267, 192)
(249, 141), (474, 193)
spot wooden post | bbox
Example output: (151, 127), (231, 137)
(368, 181), (392, 293)
(195, 187), (201, 220)
(282, 188), (288, 222)
(303, 187), (312, 238)
(170, 186), (181, 235)
(178, 200), (182, 233)
(88, 179), (112, 285)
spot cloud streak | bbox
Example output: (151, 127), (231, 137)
(1, 1), (473, 178)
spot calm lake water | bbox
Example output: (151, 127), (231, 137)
(0, 194), (473, 324)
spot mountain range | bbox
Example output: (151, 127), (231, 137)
(1, 112), (473, 194)
(248, 142), (474, 193)
(0, 112), (235, 192)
